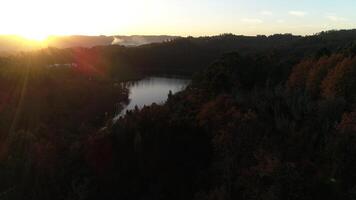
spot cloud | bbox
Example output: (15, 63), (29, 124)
(288, 11), (307, 17)
(326, 15), (347, 22)
(261, 11), (273, 16)
(241, 18), (263, 24)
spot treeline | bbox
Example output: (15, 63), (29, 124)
(86, 51), (355, 199)
(65, 29), (356, 80)
(4, 29), (356, 81)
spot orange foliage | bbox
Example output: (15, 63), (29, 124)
(338, 112), (356, 134)
(321, 57), (356, 100)
(287, 59), (314, 90)
(305, 54), (344, 96)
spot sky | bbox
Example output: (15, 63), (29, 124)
(0, 0), (355, 39)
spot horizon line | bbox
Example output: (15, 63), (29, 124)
(1, 28), (356, 38)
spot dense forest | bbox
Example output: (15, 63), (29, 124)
(0, 29), (355, 199)
(6, 29), (356, 80)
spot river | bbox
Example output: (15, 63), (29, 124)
(115, 76), (190, 119)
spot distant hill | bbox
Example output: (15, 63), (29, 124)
(46, 35), (178, 48)
(0, 35), (179, 53)
(0, 35), (43, 53)
(89, 29), (356, 79)
(4, 29), (356, 81)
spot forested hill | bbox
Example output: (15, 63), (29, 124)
(0, 29), (356, 199)
(106, 29), (356, 78)
(5, 29), (356, 81)
(93, 49), (356, 200)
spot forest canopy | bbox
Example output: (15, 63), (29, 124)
(0, 29), (355, 200)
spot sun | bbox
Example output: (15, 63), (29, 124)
(22, 33), (49, 42)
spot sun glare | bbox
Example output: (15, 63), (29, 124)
(22, 33), (49, 42)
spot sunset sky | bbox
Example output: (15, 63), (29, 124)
(1, 0), (355, 39)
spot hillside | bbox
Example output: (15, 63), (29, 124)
(95, 50), (356, 200)
(6, 29), (356, 81)
(0, 35), (178, 53)
(0, 29), (355, 200)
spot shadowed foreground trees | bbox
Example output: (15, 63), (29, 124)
(0, 30), (356, 199)
(0, 56), (128, 200)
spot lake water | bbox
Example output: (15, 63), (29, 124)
(115, 76), (190, 119)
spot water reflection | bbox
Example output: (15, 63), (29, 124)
(115, 76), (190, 119)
